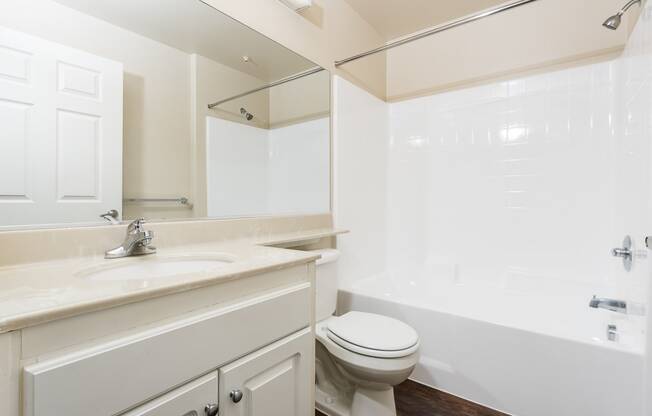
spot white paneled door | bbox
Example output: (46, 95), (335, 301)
(0, 26), (123, 227)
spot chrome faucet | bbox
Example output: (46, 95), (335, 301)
(589, 295), (627, 314)
(105, 218), (156, 259)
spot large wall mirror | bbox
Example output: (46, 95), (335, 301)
(0, 0), (330, 229)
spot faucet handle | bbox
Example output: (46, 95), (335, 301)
(127, 218), (147, 232)
(100, 210), (120, 225)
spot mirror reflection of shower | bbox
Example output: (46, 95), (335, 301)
(240, 107), (254, 121)
(603, 0), (641, 30)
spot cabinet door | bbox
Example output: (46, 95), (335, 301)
(219, 328), (314, 416)
(121, 372), (218, 416)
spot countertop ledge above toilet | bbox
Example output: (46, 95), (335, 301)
(257, 228), (348, 247)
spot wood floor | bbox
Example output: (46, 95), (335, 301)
(315, 380), (508, 416)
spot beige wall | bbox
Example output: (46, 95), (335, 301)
(202, 0), (643, 103)
(201, 0), (387, 100)
(385, 0), (640, 101)
(269, 70), (330, 128)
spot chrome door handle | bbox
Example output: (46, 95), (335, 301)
(230, 389), (243, 403)
(204, 403), (219, 416)
(99, 209), (120, 224)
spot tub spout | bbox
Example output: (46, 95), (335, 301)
(589, 295), (627, 314)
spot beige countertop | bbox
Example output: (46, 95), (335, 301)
(0, 233), (336, 334)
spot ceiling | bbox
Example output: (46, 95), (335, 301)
(52, 0), (316, 81)
(383, 0), (639, 100)
(344, 0), (508, 40)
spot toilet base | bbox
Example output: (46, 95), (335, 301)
(316, 383), (352, 416)
(352, 387), (396, 416)
(316, 384), (397, 416)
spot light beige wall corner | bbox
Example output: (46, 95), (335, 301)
(197, 55), (271, 130)
(200, 0), (387, 100)
(269, 70), (330, 128)
(385, 0), (636, 101)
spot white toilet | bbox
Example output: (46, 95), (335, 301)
(312, 249), (420, 416)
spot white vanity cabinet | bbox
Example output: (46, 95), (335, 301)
(120, 327), (313, 416)
(119, 327), (313, 416)
(9, 264), (316, 416)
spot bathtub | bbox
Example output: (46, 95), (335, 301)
(337, 270), (645, 416)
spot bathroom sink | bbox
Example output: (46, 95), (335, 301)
(79, 254), (236, 282)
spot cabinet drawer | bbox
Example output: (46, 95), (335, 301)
(23, 282), (311, 416)
(122, 372), (218, 416)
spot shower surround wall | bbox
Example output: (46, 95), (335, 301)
(337, 50), (651, 299)
(387, 54), (650, 303)
(335, 5), (652, 415)
(206, 116), (330, 217)
(337, 12), (652, 312)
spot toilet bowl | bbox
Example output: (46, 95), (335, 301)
(312, 249), (420, 416)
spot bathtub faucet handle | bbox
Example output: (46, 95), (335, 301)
(611, 235), (633, 271)
(612, 247), (631, 258)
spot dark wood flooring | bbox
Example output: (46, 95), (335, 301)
(316, 380), (508, 416)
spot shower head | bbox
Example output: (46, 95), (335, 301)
(603, 13), (623, 30)
(240, 107), (254, 121)
(603, 0), (641, 30)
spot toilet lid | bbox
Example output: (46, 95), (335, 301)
(327, 312), (419, 358)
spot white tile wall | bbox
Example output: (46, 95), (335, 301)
(387, 37), (652, 302)
(336, 7), (652, 306)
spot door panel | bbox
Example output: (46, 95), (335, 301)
(247, 357), (296, 415)
(0, 99), (31, 199)
(0, 25), (123, 227)
(219, 328), (313, 416)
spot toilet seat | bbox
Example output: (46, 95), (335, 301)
(316, 318), (419, 377)
(326, 312), (419, 358)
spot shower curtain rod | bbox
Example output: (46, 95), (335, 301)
(334, 0), (540, 67)
(207, 66), (325, 109)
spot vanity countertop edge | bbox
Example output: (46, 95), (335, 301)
(0, 228), (346, 334)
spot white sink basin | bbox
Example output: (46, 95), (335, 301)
(80, 254), (236, 282)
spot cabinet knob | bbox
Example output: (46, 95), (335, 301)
(230, 389), (243, 403)
(204, 403), (219, 416)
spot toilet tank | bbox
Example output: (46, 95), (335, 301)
(311, 249), (340, 322)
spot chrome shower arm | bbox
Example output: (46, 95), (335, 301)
(620, 0), (642, 15)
